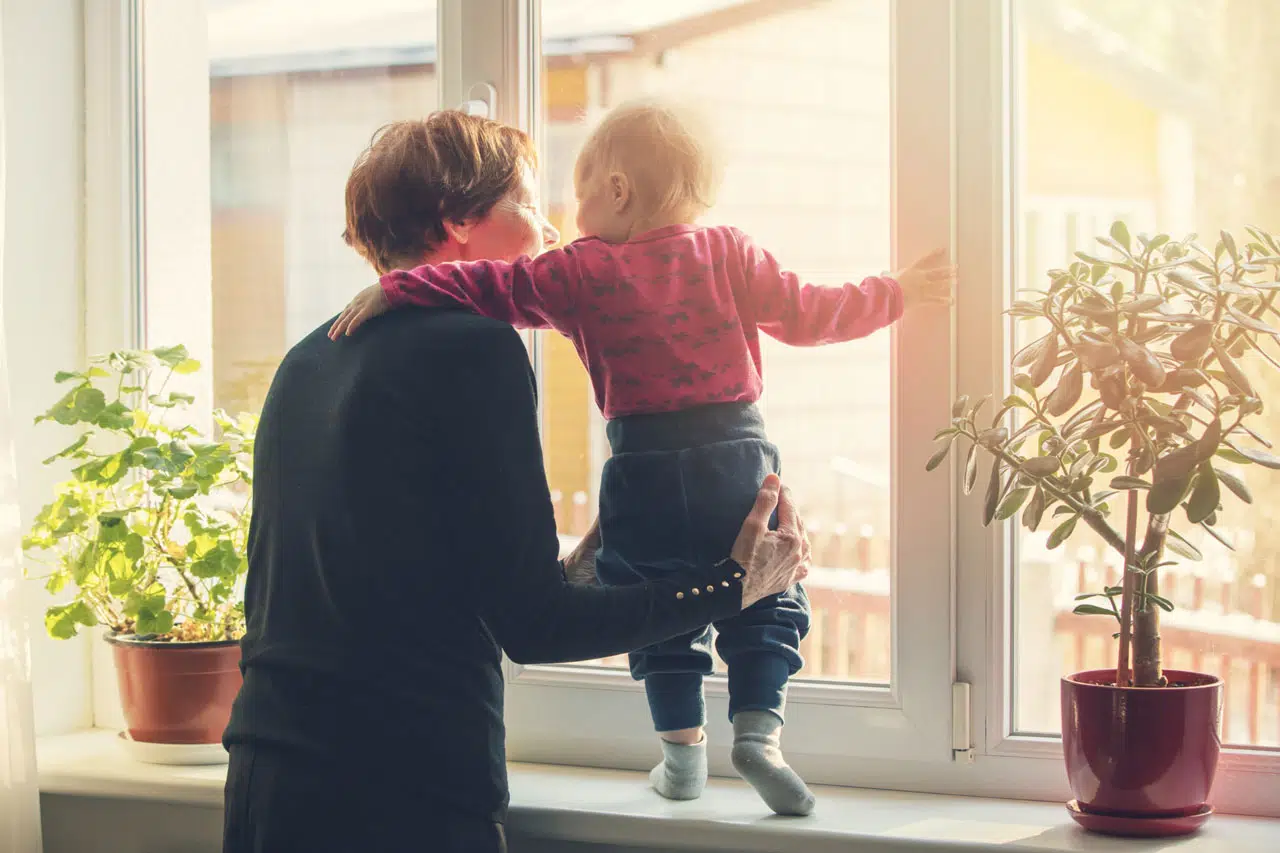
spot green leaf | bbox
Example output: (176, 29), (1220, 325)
(1221, 229), (1238, 262)
(94, 401), (133, 430)
(165, 483), (199, 500)
(41, 434), (90, 465)
(44, 601), (98, 640)
(152, 345), (190, 367)
(964, 443), (979, 495)
(1023, 487), (1047, 532)
(1235, 446), (1280, 469)
(1215, 469), (1252, 504)
(1012, 373), (1036, 394)
(1072, 603), (1116, 618)
(1225, 306), (1278, 336)
(925, 441), (953, 473)
(1110, 220), (1131, 250)
(1148, 475), (1193, 515)
(1216, 447), (1254, 465)
(996, 487), (1032, 521)
(72, 387), (106, 422)
(1022, 456), (1060, 477)
(1110, 476), (1150, 491)
(1184, 464), (1220, 524)
(123, 533), (145, 561)
(1166, 529), (1203, 561)
(135, 609), (174, 637)
(1082, 421), (1124, 442)
(982, 457), (1003, 527)
(1146, 594), (1175, 613)
(1047, 516), (1078, 549)
(53, 370), (83, 384)
(1199, 521), (1234, 550)
(173, 359), (201, 375)
(191, 540), (240, 579)
(977, 427), (1009, 447)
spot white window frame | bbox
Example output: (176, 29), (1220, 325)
(83, 0), (215, 734)
(75, 0), (1276, 816)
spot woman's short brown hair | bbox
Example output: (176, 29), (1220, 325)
(343, 111), (537, 273)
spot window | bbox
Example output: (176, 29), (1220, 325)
(534, 0), (893, 686)
(204, 0), (439, 416)
(100, 0), (1278, 817)
(1010, 0), (1280, 749)
(495, 0), (957, 768)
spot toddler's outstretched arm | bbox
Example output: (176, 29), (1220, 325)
(329, 248), (583, 339)
(742, 232), (954, 346)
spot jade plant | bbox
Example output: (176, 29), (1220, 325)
(929, 223), (1280, 687)
(22, 346), (256, 642)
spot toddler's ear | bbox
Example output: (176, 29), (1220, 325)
(443, 219), (474, 245)
(610, 172), (632, 213)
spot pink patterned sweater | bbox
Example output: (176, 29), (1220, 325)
(381, 224), (903, 418)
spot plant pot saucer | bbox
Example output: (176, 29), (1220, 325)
(1066, 800), (1212, 838)
(117, 731), (229, 766)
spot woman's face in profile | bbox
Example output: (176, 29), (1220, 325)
(465, 164), (560, 262)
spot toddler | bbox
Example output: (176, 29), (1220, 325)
(330, 100), (954, 815)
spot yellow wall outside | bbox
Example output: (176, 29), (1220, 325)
(1022, 40), (1160, 199)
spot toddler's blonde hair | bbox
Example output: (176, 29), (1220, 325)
(575, 99), (721, 221)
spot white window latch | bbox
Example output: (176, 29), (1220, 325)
(458, 82), (497, 118)
(952, 682), (974, 763)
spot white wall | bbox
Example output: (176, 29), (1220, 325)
(2, 0), (92, 736)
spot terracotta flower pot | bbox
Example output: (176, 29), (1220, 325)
(107, 633), (243, 744)
(1061, 668), (1222, 832)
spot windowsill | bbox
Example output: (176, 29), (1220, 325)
(37, 730), (1279, 852)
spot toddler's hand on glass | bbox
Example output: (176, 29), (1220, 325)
(328, 284), (391, 340)
(895, 248), (956, 311)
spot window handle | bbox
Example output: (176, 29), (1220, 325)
(459, 83), (497, 118)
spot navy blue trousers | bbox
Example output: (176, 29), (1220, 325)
(595, 402), (811, 732)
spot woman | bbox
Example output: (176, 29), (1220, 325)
(221, 111), (811, 853)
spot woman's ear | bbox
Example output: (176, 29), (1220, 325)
(610, 173), (632, 214)
(443, 219), (473, 245)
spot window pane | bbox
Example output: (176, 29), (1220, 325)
(1011, 0), (1280, 746)
(539, 0), (893, 685)
(208, 0), (438, 414)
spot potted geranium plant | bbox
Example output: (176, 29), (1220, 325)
(23, 346), (255, 755)
(929, 223), (1279, 836)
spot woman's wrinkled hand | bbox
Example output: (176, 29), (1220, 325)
(562, 518), (601, 586)
(731, 474), (811, 609)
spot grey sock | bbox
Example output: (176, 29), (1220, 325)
(731, 711), (815, 816)
(649, 737), (708, 801)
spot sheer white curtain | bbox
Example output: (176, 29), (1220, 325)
(0, 3), (43, 849)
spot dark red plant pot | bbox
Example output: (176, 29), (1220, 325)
(107, 634), (243, 744)
(1062, 669), (1222, 821)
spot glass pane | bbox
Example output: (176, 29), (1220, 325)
(539, 1), (893, 684)
(1011, 0), (1280, 747)
(207, 0), (437, 414)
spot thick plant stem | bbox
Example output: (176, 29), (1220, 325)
(1115, 487), (1139, 687)
(1132, 514), (1169, 688)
